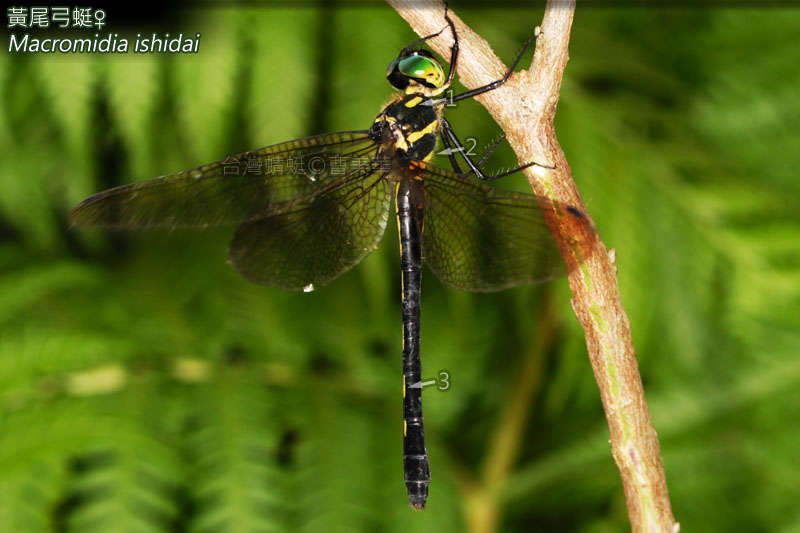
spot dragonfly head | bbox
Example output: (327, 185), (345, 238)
(386, 49), (445, 95)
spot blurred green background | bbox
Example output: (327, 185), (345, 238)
(2, 2), (799, 532)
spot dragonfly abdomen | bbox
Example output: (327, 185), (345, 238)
(396, 178), (430, 509)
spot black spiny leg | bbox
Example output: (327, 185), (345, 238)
(450, 32), (539, 103)
(398, 14), (449, 56)
(439, 127), (464, 175)
(440, 126), (505, 177)
(441, 3), (459, 90)
(401, 3), (458, 93)
(441, 117), (551, 181)
(397, 1), (457, 65)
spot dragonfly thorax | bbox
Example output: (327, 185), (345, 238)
(372, 93), (442, 164)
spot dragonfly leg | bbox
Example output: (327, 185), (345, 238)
(441, 116), (553, 181)
(440, 121), (501, 177)
(439, 127), (465, 175)
(396, 4), (458, 95)
(398, 1), (456, 59)
(441, 3), (459, 90)
(474, 133), (506, 171)
(450, 31), (539, 103)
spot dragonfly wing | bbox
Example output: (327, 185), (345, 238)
(229, 164), (394, 290)
(420, 163), (592, 292)
(70, 131), (377, 228)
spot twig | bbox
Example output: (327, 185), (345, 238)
(386, 1), (678, 531)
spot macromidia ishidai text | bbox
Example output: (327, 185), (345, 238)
(8, 33), (201, 54)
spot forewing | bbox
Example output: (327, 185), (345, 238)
(421, 164), (589, 292)
(228, 164), (394, 290)
(70, 131), (377, 228)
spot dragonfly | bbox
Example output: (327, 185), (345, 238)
(71, 7), (591, 510)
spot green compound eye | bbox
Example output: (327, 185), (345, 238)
(398, 55), (445, 88)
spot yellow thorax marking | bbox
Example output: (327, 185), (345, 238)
(404, 79), (445, 97)
(383, 115), (409, 152)
(407, 120), (438, 145)
(405, 96), (423, 108)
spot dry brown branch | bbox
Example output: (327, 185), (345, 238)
(386, 1), (678, 531)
